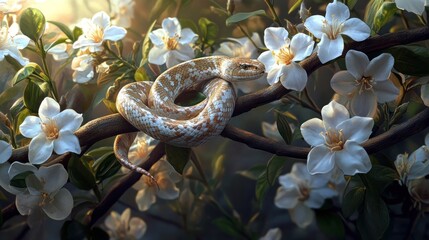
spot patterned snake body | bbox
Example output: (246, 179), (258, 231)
(114, 56), (265, 174)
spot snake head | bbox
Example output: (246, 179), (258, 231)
(221, 58), (266, 82)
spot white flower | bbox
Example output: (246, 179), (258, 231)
(11, 163), (73, 225)
(47, 43), (69, 61)
(300, 100), (374, 176)
(395, 143), (429, 185)
(105, 208), (146, 240)
(73, 11), (127, 52)
(0, 21), (30, 66)
(0, 0), (25, 13)
(330, 50), (398, 117)
(421, 82), (429, 107)
(259, 228), (282, 240)
(0, 140), (12, 163)
(258, 27), (314, 91)
(71, 49), (95, 83)
(19, 97), (83, 164)
(395, 0), (428, 15)
(148, 17), (198, 68)
(299, 2), (311, 22)
(110, 0), (135, 28)
(132, 158), (181, 211)
(274, 163), (337, 228)
(304, 0), (370, 63)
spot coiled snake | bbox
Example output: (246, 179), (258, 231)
(114, 56), (265, 176)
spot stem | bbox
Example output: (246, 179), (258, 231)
(104, 43), (136, 70)
(263, 0), (283, 27)
(38, 39), (60, 101)
(237, 24), (262, 51)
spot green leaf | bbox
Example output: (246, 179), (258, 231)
(346, 0), (358, 9)
(225, 10), (266, 26)
(288, 0), (304, 14)
(236, 165), (265, 180)
(342, 175), (365, 218)
(364, 0), (384, 33)
(389, 102), (409, 127)
(276, 111), (293, 144)
(44, 37), (68, 52)
(316, 211), (345, 239)
(134, 66), (150, 82)
(86, 147), (114, 159)
(212, 155), (225, 181)
(357, 186), (390, 240)
(9, 171), (34, 188)
(23, 80), (49, 113)
(61, 220), (88, 240)
(165, 144), (191, 174)
(12, 63), (42, 85)
(141, 20), (157, 64)
(387, 45), (429, 76)
(212, 218), (241, 238)
(366, 164), (398, 193)
(0, 84), (23, 107)
(19, 8), (46, 42)
(372, 2), (396, 33)
(266, 155), (286, 185)
(68, 155), (97, 190)
(255, 170), (269, 203)
(93, 152), (121, 181)
(12, 106), (30, 135)
(198, 17), (218, 47)
(48, 21), (74, 41)
(73, 26), (83, 41)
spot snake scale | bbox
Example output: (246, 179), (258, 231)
(114, 56), (265, 176)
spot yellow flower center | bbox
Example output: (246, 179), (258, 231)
(41, 120), (59, 140)
(355, 76), (374, 94)
(322, 129), (345, 151)
(322, 18), (343, 40)
(298, 183), (310, 201)
(163, 36), (179, 50)
(273, 46), (295, 65)
(87, 26), (104, 43)
(39, 192), (52, 207)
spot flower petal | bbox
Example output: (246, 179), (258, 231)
(373, 80), (399, 102)
(258, 51), (276, 72)
(337, 116), (373, 144)
(13, 35), (30, 49)
(280, 63), (308, 91)
(179, 28), (198, 44)
(304, 15), (325, 39)
(422, 84), (429, 107)
(19, 116), (42, 138)
(16, 194), (41, 216)
(395, 0), (425, 15)
(345, 50), (369, 80)
(54, 132), (81, 154)
(307, 145), (335, 175)
(263, 27), (289, 50)
(42, 188), (73, 220)
(103, 26), (127, 41)
(317, 34), (343, 64)
(350, 90), (377, 117)
(266, 65), (283, 85)
(136, 188), (156, 211)
(408, 146), (429, 180)
(330, 71), (357, 95)
(274, 185), (299, 209)
(8, 162), (37, 179)
(39, 97), (60, 121)
(37, 164), (69, 193)
(341, 18), (370, 41)
(289, 202), (315, 228)
(301, 118), (325, 147)
(156, 175), (180, 200)
(28, 135), (54, 164)
(365, 54), (394, 82)
(149, 29), (166, 46)
(305, 188), (338, 208)
(334, 141), (371, 175)
(54, 109), (83, 132)
(129, 217), (147, 239)
(148, 46), (168, 65)
(162, 17), (181, 37)
(321, 100), (350, 129)
(92, 11), (110, 29)
(290, 162), (312, 182)
(326, 1), (350, 23)
(290, 33), (314, 62)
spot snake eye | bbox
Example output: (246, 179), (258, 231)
(240, 63), (257, 70)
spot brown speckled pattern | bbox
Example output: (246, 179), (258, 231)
(114, 56), (265, 174)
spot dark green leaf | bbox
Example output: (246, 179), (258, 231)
(387, 45), (429, 76)
(316, 211), (345, 239)
(342, 175), (365, 218)
(93, 152), (121, 181)
(0, 84), (23, 107)
(23, 80), (49, 113)
(141, 20), (157, 64)
(198, 17), (218, 47)
(212, 155), (225, 181)
(212, 218), (241, 238)
(266, 155), (286, 185)
(276, 111), (293, 144)
(19, 8), (46, 42)
(68, 155), (97, 190)
(366, 164), (398, 193)
(236, 165), (266, 180)
(48, 21), (74, 41)
(12, 63), (42, 85)
(61, 220), (88, 240)
(86, 147), (114, 159)
(346, 0), (358, 9)
(389, 102), (409, 127)
(9, 171), (34, 188)
(255, 170), (269, 203)
(226, 10), (266, 26)
(165, 144), (191, 174)
(372, 2), (396, 33)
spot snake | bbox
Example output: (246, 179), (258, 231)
(113, 56), (265, 176)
